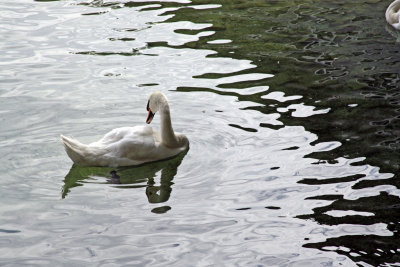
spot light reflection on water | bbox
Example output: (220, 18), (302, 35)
(0, 0), (398, 266)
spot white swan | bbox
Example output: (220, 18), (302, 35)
(386, 0), (400, 29)
(61, 91), (189, 167)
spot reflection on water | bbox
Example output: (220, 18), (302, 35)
(63, 152), (187, 213)
(0, 0), (399, 266)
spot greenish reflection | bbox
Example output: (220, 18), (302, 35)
(62, 151), (187, 210)
(167, 0), (400, 176)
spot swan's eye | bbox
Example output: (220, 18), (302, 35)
(146, 100), (150, 111)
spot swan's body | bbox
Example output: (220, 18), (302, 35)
(386, 0), (400, 30)
(61, 92), (189, 167)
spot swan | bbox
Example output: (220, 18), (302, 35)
(61, 91), (189, 167)
(386, 0), (400, 29)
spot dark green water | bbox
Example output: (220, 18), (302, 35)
(175, 0), (400, 173)
(1, 0), (399, 266)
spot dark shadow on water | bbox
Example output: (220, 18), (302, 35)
(62, 151), (187, 213)
(298, 191), (400, 265)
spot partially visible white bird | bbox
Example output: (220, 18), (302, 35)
(61, 91), (189, 167)
(386, 0), (400, 30)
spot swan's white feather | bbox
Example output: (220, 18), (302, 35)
(386, 0), (400, 30)
(61, 92), (189, 167)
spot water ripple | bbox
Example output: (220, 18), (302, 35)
(1, 0), (399, 266)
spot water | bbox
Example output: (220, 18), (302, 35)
(1, 0), (399, 266)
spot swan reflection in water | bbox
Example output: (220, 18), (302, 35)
(62, 151), (187, 213)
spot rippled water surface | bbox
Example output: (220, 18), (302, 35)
(1, 0), (400, 266)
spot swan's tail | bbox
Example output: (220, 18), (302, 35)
(60, 135), (91, 166)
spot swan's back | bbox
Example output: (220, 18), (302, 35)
(92, 126), (157, 147)
(95, 126), (162, 161)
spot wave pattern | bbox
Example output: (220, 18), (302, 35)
(0, 0), (398, 266)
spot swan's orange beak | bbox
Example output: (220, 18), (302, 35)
(146, 100), (154, 124)
(146, 110), (154, 124)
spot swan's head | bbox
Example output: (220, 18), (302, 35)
(146, 91), (168, 124)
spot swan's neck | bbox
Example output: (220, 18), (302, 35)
(159, 104), (179, 148)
